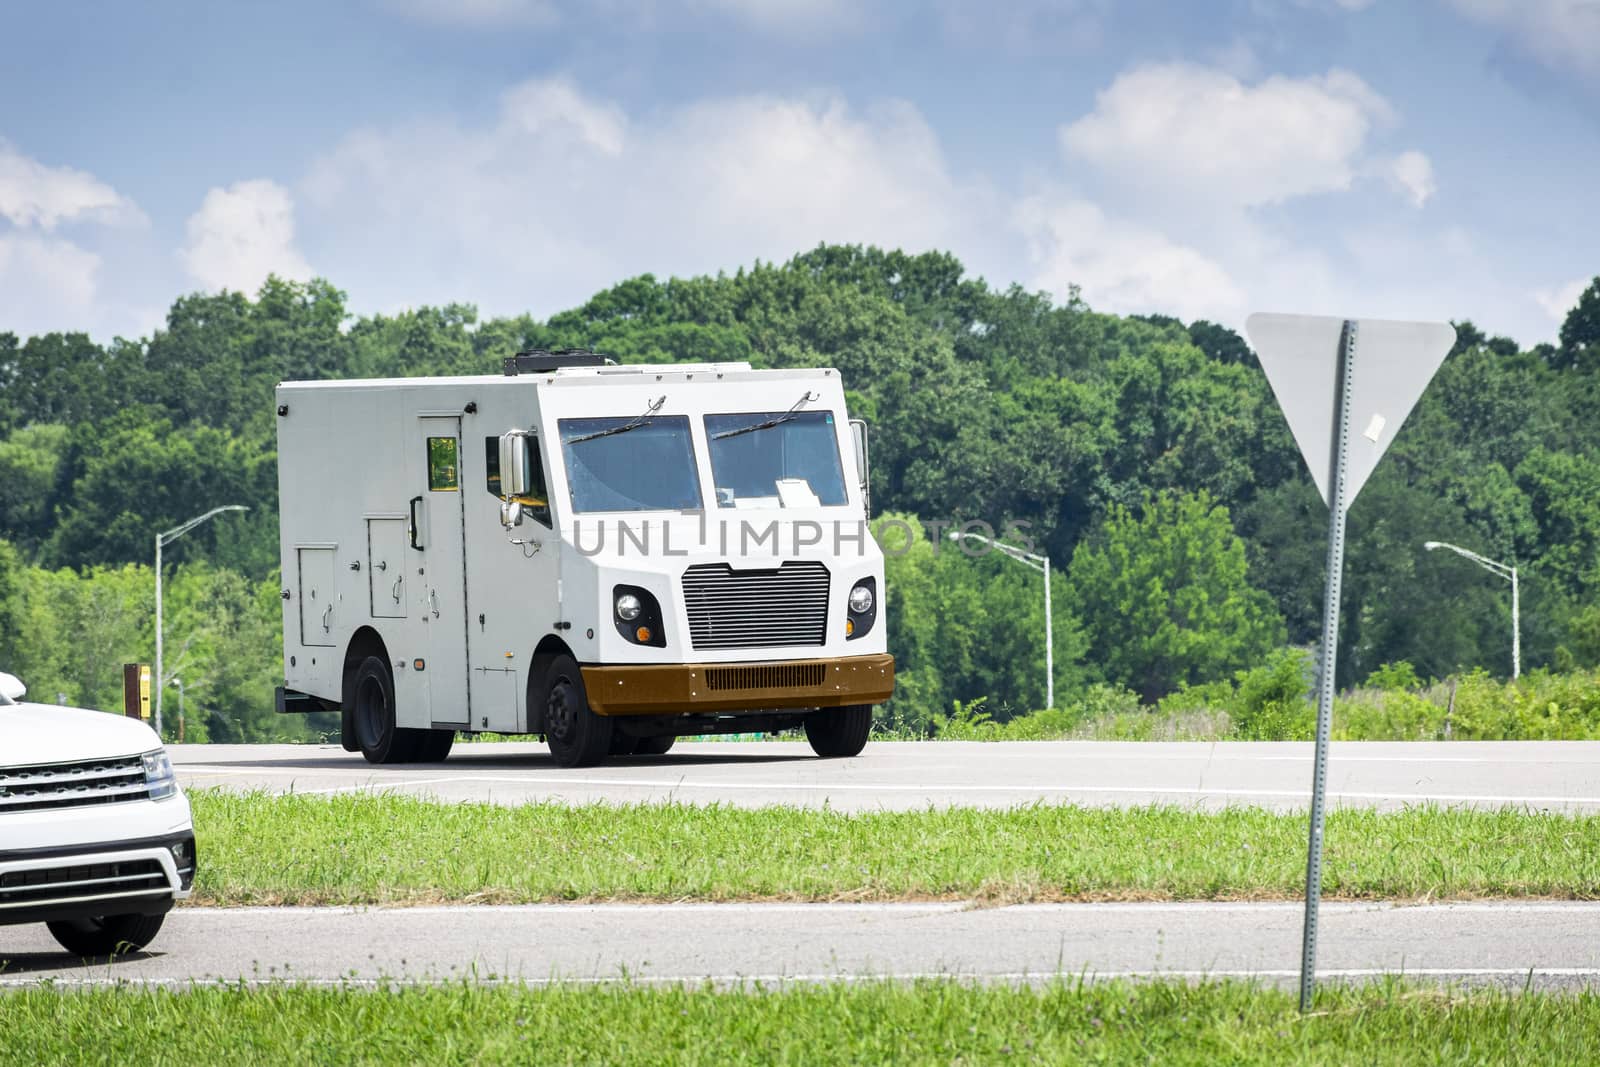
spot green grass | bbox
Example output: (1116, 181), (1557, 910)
(2, 979), (1598, 1065)
(188, 792), (1600, 905)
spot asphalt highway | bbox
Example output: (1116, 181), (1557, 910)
(5, 902), (1598, 989)
(171, 739), (1600, 812)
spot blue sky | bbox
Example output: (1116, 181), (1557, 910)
(2, 0), (1596, 346)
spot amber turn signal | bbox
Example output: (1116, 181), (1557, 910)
(845, 619), (855, 636)
(635, 626), (652, 643)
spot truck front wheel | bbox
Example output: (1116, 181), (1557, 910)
(805, 705), (872, 758)
(542, 655), (612, 768)
(47, 913), (166, 957)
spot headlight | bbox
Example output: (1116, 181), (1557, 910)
(142, 748), (177, 800)
(848, 583), (874, 615)
(615, 593), (643, 621)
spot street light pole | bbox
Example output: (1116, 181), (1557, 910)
(1423, 540), (1520, 680)
(155, 505), (248, 738)
(948, 531), (1053, 710)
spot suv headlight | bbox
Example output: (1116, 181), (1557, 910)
(142, 748), (177, 800)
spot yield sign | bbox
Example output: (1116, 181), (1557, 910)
(1243, 310), (1454, 1014)
(1246, 314), (1456, 511)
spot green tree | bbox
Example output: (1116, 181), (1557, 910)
(1557, 277), (1600, 372)
(1068, 490), (1284, 701)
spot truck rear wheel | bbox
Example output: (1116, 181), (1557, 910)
(351, 655), (419, 764)
(414, 729), (455, 762)
(804, 705), (872, 758)
(47, 913), (166, 957)
(542, 654), (612, 768)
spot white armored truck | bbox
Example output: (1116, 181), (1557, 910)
(275, 351), (894, 767)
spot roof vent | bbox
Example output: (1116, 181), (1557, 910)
(503, 349), (615, 375)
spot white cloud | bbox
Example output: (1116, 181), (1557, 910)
(1060, 63), (1399, 208)
(1385, 150), (1437, 207)
(1014, 195), (1247, 323)
(0, 234), (102, 336)
(501, 79), (627, 154)
(299, 79), (993, 318)
(1533, 276), (1590, 322)
(1446, 0), (1600, 83)
(179, 179), (312, 293)
(0, 141), (142, 231)
(690, 0), (863, 34)
(380, 0), (558, 27)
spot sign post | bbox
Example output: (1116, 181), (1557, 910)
(1246, 313), (1455, 1012)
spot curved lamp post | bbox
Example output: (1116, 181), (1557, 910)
(947, 530), (1053, 710)
(1423, 540), (1519, 680)
(156, 505), (248, 738)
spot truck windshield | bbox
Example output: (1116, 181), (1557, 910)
(559, 415), (703, 512)
(705, 410), (848, 507)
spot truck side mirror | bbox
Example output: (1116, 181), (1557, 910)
(499, 431), (530, 497)
(849, 419), (870, 517)
(0, 672), (25, 701)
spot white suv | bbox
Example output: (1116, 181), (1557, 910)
(0, 672), (195, 956)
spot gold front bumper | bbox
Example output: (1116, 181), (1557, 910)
(581, 654), (895, 716)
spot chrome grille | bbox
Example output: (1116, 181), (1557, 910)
(0, 756), (149, 814)
(706, 663), (828, 691)
(0, 858), (169, 911)
(682, 561), (830, 650)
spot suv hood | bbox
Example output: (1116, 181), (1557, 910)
(0, 702), (161, 767)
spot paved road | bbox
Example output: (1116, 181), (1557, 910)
(172, 740), (1600, 812)
(5, 902), (1598, 989)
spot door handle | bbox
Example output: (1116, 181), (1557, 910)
(321, 604), (333, 632)
(408, 495), (424, 549)
(391, 577), (403, 603)
(430, 590), (440, 618)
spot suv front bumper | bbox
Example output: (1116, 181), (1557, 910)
(0, 829), (196, 926)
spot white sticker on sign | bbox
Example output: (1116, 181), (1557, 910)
(1363, 413), (1386, 443)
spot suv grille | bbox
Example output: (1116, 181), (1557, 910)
(682, 561), (830, 650)
(0, 757), (149, 814)
(0, 858), (169, 912)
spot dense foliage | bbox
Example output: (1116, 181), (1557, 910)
(2, 248), (1596, 739)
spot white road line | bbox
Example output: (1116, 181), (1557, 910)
(168, 901), (1600, 917)
(5, 968), (1597, 990)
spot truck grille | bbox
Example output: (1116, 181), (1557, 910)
(0, 757), (149, 814)
(0, 858), (170, 912)
(682, 561), (830, 650)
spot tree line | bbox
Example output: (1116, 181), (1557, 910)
(2, 248), (1597, 738)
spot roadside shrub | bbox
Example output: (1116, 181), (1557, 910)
(1228, 648), (1314, 740)
(1364, 660), (1423, 691)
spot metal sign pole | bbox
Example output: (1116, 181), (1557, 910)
(1299, 319), (1356, 1013)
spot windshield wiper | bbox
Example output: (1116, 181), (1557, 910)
(712, 391), (819, 441)
(568, 395), (667, 444)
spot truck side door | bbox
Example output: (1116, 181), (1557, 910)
(414, 416), (472, 730)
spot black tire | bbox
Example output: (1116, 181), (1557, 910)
(351, 655), (420, 764)
(414, 729), (455, 762)
(804, 704), (872, 758)
(541, 654), (612, 768)
(635, 734), (676, 756)
(47, 913), (166, 956)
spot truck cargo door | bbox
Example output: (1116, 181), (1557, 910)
(297, 546), (338, 647)
(367, 518), (407, 618)
(417, 416), (471, 729)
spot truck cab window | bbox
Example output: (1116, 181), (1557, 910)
(484, 436), (551, 526)
(559, 415), (702, 513)
(427, 437), (460, 491)
(705, 410), (848, 507)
